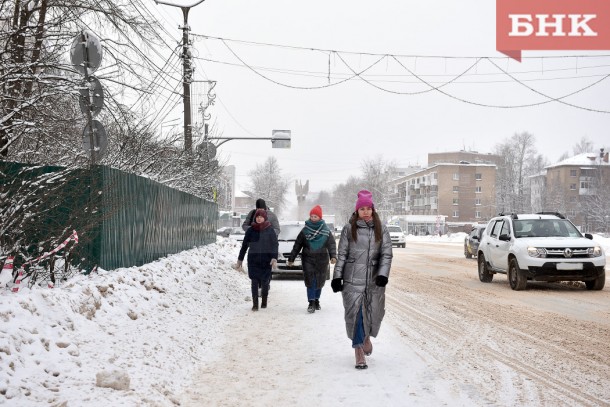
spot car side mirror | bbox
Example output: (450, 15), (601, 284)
(499, 234), (511, 242)
(584, 233), (593, 240)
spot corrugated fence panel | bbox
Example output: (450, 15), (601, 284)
(0, 162), (217, 270)
(98, 166), (217, 270)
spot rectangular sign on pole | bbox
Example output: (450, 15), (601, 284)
(271, 130), (291, 149)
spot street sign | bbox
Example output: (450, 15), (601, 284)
(82, 120), (108, 160)
(79, 76), (104, 117)
(70, 30), (103, 75)
(197, 141), (217, 159)
(271, 129), (291, 149)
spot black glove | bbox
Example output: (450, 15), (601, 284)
(331, 278), (343, 293)
(375, 275), (388, 287)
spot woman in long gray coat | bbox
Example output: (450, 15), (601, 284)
(331, 190), (393, 369)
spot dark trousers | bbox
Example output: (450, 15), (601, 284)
(251, 277), (270, 298)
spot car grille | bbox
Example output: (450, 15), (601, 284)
(543, 248), (591, 258)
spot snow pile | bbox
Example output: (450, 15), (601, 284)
(0, 239), (248, 406)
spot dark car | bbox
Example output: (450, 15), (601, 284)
(464, 224), (487, 258)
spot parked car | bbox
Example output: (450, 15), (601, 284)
(217, 226), (235, 237)
(464, 224), (487, 258)
(228, 228), (246, 242)
(387, 225), (406, 248)
(334, 226), (343, 240)
(274, 221), (305, 278)
(477, 212), (606, 291)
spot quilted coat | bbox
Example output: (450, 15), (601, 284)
(333, 219), (393, 339)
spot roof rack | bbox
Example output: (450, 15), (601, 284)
(498, 212), (519, 219)
(535, 211), (565, 219)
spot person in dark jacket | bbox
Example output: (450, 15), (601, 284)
(331, 190), (393, 369)
(242, 198), (280, 236)
(287, 205), (337, 313)
(236, 209), (279, 311)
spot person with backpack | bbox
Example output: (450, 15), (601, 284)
(236, 209), (279, 311)
(242, 198), (280, 236)
(331, 190), (393, 369)
(287, 205), (337, 313)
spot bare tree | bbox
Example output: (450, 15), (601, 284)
(332, 176), (363, 226)
(494, 132), (545, 213)
(1, 0), (173, 161)
(573, 136), (595, 155)
(246, 157), (290, 215)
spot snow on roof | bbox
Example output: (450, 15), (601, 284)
(546, 152), (609, 169)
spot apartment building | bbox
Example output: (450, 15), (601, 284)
(531, 150), (610, 232)
(389, 151), (499, 232)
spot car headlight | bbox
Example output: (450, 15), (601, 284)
(528, 246), (547, 258)
(588, 246), (603, 257)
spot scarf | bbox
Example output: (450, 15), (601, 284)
(251, 220), (271, 231)
(304, 219), (330, 250)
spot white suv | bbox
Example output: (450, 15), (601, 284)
(477, 212), (606, 290)
(387, 225), (406, 248)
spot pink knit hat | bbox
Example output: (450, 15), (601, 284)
(355, 190), (374, 211)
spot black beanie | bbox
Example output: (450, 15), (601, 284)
(256, 199), (267, 210)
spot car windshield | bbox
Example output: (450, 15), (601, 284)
(387, 226), (402, 233)
(278, 224), (303, 240)
(513, 219), (582, 238)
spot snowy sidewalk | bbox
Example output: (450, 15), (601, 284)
(181, 278), (464, 407)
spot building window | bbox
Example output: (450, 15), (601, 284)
(475, 186), (482, 193)
(453, 173), (459, 180)
(580, 180), (590, 189)
(433, 172), (438, 180)
(453, 198), (459, 205)
(475, 173), (482, 180)
(570, 184), (576, 190)
(570, 196), (577, 203)
(452, 210), (459, 218)
(570, 169), (577, 177)
(453, 186), (459, 193)
(475, 198), (481, 206)
(475, 211), (481, 219)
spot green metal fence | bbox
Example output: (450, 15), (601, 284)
(0, 161), (217, 270)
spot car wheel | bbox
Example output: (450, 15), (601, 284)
(508, 258), (527, 290)
(401, 244), (405, 248)
(585, 271), (605, 290)
(477, 254), (493, 282)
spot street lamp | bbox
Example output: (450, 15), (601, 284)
(206, 129), (292, 148)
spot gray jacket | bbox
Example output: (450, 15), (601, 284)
(333, 219), (393, 339)
(242, 209), (280, 236)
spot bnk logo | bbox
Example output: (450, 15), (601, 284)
(496, 0), (610, 61)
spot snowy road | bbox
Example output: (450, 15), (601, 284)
(181, 242), (610, 406)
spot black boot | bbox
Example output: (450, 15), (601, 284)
(252, 296), (259, 311)
(261, 296), (268, 309)
(314, 299), (321, 311)
(307, 300), (315, 313)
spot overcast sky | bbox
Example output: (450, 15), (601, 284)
(149, 0), (610, 198)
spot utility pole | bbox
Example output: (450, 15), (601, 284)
(154, 0), (206, 153)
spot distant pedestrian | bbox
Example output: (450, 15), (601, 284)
(242, 198), (280, 236)
(236, 209), (278, 311)
(331, 190), (393, 369)
(287, 205), (337, 313)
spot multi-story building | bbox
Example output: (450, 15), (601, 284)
(532, 150), (610, 232)
(389, 151), (499, 233)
